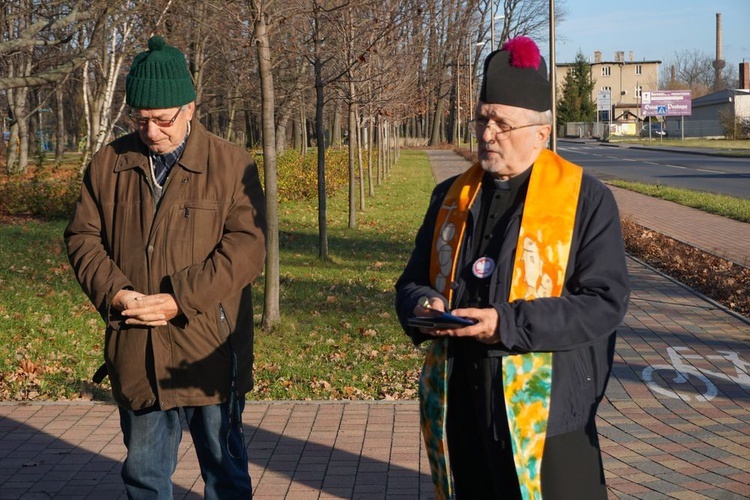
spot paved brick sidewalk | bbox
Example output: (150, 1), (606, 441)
(611, 185), (750, 268)
(0, 401), (432, 499)
(0, 150), (748, 499)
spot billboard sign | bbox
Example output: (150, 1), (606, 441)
(597, 90), (611, 112)
(641, 90), (692, 117)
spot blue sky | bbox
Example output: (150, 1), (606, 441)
(553, 0), (750, 70)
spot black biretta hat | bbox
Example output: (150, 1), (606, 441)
(479, 36), (551, 111)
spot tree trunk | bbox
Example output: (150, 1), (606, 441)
(385, 121), (393, 178)
(347, 89), (357, 228)
(377, 118), (383, 185)
(367, 117), (375, 195)
(301, 110), (308, 155)
(274, 119), (287, 155)
(6, 60), (31, 174)
(190, 2), (208, 112)
(355, 109), (365, 210)
(55, 83), (66, 161)
(332, 106), (342, 148)
(226, 86), (237, 143)
(6, 123), (19, 174)
(429, 98), (444, 146)
(395, 121), (401, 162)
(346, 10), (357, 228)
(80, 60), (93, 172)
(244, 110), (254, 149)
(254, 6), (281, 329)
(93, 23), (131, 155)
(17, 114), (30, 174)
(314, 54), (328, 259)
(448, 87), (457, 144)
(293, 112), (303, 152)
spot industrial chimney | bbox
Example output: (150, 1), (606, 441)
(712, 12), (726, 90)
(740, 62), (750, 90)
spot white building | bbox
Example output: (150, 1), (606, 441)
(665, 63), (750, 138)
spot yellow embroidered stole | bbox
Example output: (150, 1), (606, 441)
(421, 149), (583, 499)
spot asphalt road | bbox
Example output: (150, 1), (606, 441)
(556, 141), (750, 199)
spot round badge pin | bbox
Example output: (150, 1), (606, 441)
(472, 256), (495, 279)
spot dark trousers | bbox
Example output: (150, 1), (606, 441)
(446, 355), (607, 499)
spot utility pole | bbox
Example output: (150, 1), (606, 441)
(490, 1), (495, 51)
(549, 0), (557, 152)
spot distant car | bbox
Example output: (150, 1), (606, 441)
(640, 123), (668, 137)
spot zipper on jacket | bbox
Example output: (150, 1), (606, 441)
(219, 303), (244, 457)
(218, 304), (234, 345)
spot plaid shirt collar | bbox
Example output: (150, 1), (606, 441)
(151, 138), (187, 171)
(150, 132), (188, 187)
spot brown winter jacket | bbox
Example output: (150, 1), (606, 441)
(64, 120), (266, 411)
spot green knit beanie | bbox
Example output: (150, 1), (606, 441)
(126, 35), (196, 109)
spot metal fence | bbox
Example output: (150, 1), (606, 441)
(562, 120), (727, 139)
(664, 119), (725, 138)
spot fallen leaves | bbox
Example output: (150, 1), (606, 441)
(621, 218), (750, 317)
(18, 358), (39, 375)
(359, 328), (377, 337)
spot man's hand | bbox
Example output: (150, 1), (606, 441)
(112, 289), (147, 311)
(120, 293), (181, 327)
(413, 296), (446, 317)
(429, 306), (500, 345)
(412, 296), (447, 335)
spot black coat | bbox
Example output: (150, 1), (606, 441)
(395, 165), (629, 436)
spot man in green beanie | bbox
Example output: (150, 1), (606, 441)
(65, 35), (266, 498)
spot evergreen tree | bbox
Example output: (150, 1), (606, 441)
(557, 51), (596, 128)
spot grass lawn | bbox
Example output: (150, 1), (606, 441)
(608, 180), (750, 223)
(607, 138), (750, 156)
(0, 150), (436, 402)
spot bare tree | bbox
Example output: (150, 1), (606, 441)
(498, 0), (565, 45)
(2, 0), (115, 173)
(661, 50), (714, 97)
(309, 0), (334, 259)
(660, 49), (737, 98)
(424, 0), (480, 145)
(79, 7), (141, 170)
(248, 0), (281, 328)
(0, 1), (115, 91)
(416, 0), (567, 147)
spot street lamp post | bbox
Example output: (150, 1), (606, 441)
(490, 1), (495, 51)
(490, 7), (505, 51)
(456, 53), (461, 147)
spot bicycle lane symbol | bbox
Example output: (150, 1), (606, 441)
(641, 346), (750, 402)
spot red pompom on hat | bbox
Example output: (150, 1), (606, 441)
(501, 36), (542, 69)
(479, 36), (551, 111)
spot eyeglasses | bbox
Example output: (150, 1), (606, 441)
(469, 118), (544, 140)
(129, 107), (183, 128)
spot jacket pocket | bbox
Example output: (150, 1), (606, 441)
(167, 201), (222, 272)
(184, 202), (223, 264)
(548, 349), (594, 435)
(571, 348), (595, 401)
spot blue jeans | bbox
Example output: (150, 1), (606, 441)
(119, 400), (252, 499)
